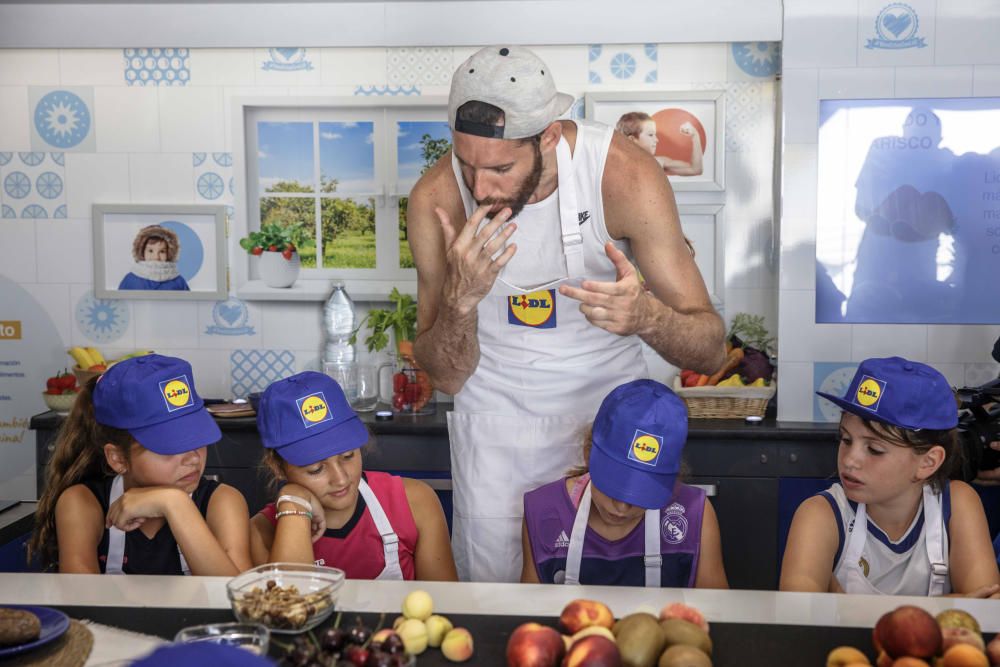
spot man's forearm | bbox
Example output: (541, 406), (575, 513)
(413, 301), (481, 396)
(637, 294), (726, 374)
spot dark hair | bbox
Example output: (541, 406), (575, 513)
(455, 100), (543, 146)
(258, 430), (378, 495)
(858, 417), (960, 492)
(27, 377), (134, 570)
(566, 425), (690, 482)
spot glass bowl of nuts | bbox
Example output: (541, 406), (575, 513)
(226, 563), (345, 634)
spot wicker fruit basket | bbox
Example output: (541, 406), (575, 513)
(672, 376), (776, 419)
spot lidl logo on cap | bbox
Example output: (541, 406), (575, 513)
(627, 429), (663, 467)
(854, 376), (886, 411)
(296, 392), (333, 428)
(159, 376), (193, 412)
(507, 289), (557, 329)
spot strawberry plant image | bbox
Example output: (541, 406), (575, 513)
(239, 223), (298, 259)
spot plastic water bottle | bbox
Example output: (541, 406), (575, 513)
(323, 281), (356, 366)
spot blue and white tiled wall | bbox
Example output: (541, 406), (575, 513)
(780, 0), (1000, 421)
(0, 43), (778, 400)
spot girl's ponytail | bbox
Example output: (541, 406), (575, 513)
(27, 376), (132, 570)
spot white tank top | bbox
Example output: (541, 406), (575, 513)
(822, 483), (951, 596)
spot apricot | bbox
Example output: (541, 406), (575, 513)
(562, 635), (622, 667)
(891, 659), (930, 667)
(659, 603), (709, 634)
(940, 644), (989, 667)
(827, 646), (871, 666)
(425, 614), (454, 648)
(402, 589), (434, 621)
(396, 618), (428, 655)
(941, 627), (985, 653)
(441, 627), (474, 663)
(876, 651), (893, 667)
(559, 599), (615, 635)
(877, 606), (942, 659)
(507, 622), (565, 667)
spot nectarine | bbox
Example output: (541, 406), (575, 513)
(876, 606), (942, 659)
(559, 599), (615, 635)
(562, 635), (621, 667)
(507, 622), (565, 667)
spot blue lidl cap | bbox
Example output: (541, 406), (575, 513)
(92, 354), (221, 455)
(132, 642), (276, 666)
(589, 379), (687, 510)
(816, 356), (958, 430)
(257, 371), (369, 466)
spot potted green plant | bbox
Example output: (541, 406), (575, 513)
(239, 223), (300, 288)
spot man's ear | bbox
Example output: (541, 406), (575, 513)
(539, 121), (563, 152)
(103, 443), (128, 475)
(915, 444), (946, 482)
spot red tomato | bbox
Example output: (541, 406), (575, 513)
(268, 245), (277, 252)
(251, 246), (264, 256)
(404, 383), (420, 402)
(281, 248), (293, 260)
(392, 373), (407, 393)
(392, 394), (405, 410)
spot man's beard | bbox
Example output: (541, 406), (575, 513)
(476, 143), (543, 220)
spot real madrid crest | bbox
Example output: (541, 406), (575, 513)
(661, 502), (689, 545)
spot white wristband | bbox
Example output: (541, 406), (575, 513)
(277, 494), (312, 511)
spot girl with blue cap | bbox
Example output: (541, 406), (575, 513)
(520, 379), (728, 588)
(249, 371), (457, 581)
(28, 355), (251, 575)
(781, 356), (1000, 597)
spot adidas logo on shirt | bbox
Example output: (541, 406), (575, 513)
(554, 530), (570, 549)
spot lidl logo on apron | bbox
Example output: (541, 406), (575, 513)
(159, 376), (193, 412)
(627, 429), (663, 466)
(854, 376), (886, 411)
(296, 392), (333, 427)
(507, 289), (557, 328)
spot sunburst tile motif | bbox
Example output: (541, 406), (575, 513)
(76, 290), (130, 343)
(31, 88), (95, 151)
(731, 42), (781, 78)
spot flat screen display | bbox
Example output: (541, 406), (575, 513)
(815, 98), (1000, 323)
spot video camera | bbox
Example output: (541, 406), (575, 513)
(954, 335), (1000, 481)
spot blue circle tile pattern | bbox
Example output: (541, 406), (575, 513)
(229, 176), (235, 196)
(610, 52), (637, 79)
(588, 45), (602, 62)
(213, 152), (233, 167)
(192, 152), (206, 167)
(0, 153), (11, 166)
(732, 42), (780, 77)
(4, 172), (31, 199)
(1, 205), (15, 219)
(53, 205), (67, 218)
(36, 171), (63, 199)
(34, 90), (92, 149)
(76, 291), (129, 343)
(51, 152), (65, 166)
(22, 204), (47, 218)
(18, 152), (45, 166)
(124, 48), (191, 87)
(198, 172), (224, 200)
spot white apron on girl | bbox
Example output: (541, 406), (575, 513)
(448, 120), (647, 582)
(358, 478), (405, 580)
(827, 483), (950, 596)
(105, 474), (191, 575)
(562, 482), (661, 587)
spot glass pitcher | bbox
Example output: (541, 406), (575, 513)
(378, 343), (435, 416)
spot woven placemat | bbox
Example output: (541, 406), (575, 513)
(2, 619), (93, 667)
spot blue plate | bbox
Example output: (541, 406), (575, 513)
(0, 605), (71, 658)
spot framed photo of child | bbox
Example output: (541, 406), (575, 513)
(92, 203), (227, 300)
(585, 90), (726, 191)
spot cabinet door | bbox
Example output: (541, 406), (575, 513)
(203, 467), (269, 515)
(688, 476), (778, 591)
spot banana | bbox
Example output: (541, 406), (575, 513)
(68, 346), (96, 369)
(120, 349), (154, 360)
(85, 347), (105, 365)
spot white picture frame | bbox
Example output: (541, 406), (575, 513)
(677, 204), (725, 311)
(92, 203), (227, 300)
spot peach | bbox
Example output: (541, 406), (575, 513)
(828, 646), (871, 666)
(562, 635), (621, 667)
(402, 589), (434, 621)
(658, 602), (710, 634)
(559, 599), (615, 635)
(441, 627), (474, 663)
(506, 622), (566, 667)
(877, 606), (942, 659)
(986, 634), (1000, 665)
(891, 659), (930, 667)
(396, 618), (428, 655)
(940, 644), (989, 667)
(425, 614), (454, 648)
(941, 627), (985, 653)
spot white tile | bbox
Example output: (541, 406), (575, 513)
(35, 219), (92, 284)
(129, 153), (194, 203)
(722, 216), (777, 290)
(0, 220), (36, 282)
(157, 347), (230, 399)
(196, 298), (263, 349)
(972, 66), (1000, 96)
(722, 288), (778, 339)
(452, 47), (479, 72)
(0, 50), (60, 85)
(222, 86), (289, 152)
(69, 283), (136, 349)
(321, 48), (387, 88)
(851, 324), (927, 361)
(818, 67), (894, 98)
(857, 0), (935, 68)
(781, 68), (819, 144)
(159, 86), (225, 152)
(260, 302), (323, 349)
(189, 49), (256, 86)
(776, 361), (813, 421)
(932, 362), (965, 389)
(778, 289), (853, 361)
(658, 43), (726, 84)
(779, 241), (817, 291)
(94, 86), (160, 153)
(131, 301), (201, 349)
(19, 282), (72, 347)
(532, 45), (591, 87)
(783, 2), (858, 69)
(894, 66), (973, 98)
(781, 144), (818, 224)
(0, 87), (29, 150)
(926, 325), (1000, 364)
(965, 362), (1000, 386)
(59, 50), (126, 86)
(254, 49), (322, 87)
(64, 153), (130, 217)
(936, 0), (1000, 66)
(781, 214), (817, 254)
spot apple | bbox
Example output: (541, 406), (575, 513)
(441, 627), (474, 663)
(562, 635), (621, 667)
(559, 599), (614, 635)
(875, 606), (942, 659)
(402, 589), (434, 621)
(506, 622), (565, 667)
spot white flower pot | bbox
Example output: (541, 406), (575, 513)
(258, 251), (300, 288)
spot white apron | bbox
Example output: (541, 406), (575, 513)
(562, 482), (661, 587)
(448, 120), (648, 582)
(105, 474), (191, 575)
(837, 484), (949, 596)
(357, 478), (405, 580)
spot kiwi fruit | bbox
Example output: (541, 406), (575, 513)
(658, 644), (712, 667)
(660, 618), (712, 656)
(615, 613), (667, 667)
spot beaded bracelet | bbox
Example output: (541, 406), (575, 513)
(275, 509), (313, 521)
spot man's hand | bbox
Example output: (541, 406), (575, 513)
(974, 441), (1000, 485)
(558, 242), (651, 336)
(437, 204), (517, 315)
